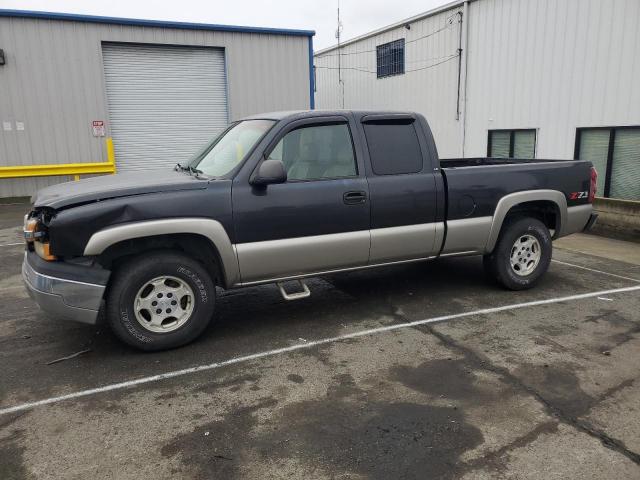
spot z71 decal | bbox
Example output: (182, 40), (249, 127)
(569, 191), (588, 200)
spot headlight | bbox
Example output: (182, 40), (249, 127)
(23, 217), (38, 243)
(24, 214), (57, 261)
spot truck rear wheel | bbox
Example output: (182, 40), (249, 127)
(483, 217), (552, 290)
(106, 251), (216, 351)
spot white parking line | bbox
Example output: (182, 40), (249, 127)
(0, 242), (23, 247)
(551, 259), (640, 283)
(1, 284), (639, 416)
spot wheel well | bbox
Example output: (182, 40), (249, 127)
(504, 200), (560, 235)
(97, 234), (225, 287)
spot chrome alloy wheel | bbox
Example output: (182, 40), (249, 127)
(510, 234), (541, 276)
(134, 276), (195, 333)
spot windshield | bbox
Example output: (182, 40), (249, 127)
(190, 119), (275, 177)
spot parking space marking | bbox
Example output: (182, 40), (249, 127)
(0, 242), (23, 247)
(1, 284), (639, 417)
(551, 259), (640, 283)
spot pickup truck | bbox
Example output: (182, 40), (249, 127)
(22, 110), (598, 351)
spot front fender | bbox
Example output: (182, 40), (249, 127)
(84, 218), (240, 286)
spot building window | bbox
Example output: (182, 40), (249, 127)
(488, 129), (536, 159)
(575, 127), (640, 200)
(376, 39), (405, 78)
(363, 120), (423, 175)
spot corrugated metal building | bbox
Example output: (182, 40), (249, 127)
(0, 10), (314, 197)
(314, 0), (640, 200)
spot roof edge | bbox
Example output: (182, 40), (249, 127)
(0, 9), (315, 37)
(314, 0), (465, 55)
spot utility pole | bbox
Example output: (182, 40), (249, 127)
(335, 0), (344, 108)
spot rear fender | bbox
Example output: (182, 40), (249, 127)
(485, 190), (567, 252)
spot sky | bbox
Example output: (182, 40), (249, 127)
(0, 0), (453, 50)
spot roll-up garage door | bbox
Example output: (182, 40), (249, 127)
(102, 43), (229, 172)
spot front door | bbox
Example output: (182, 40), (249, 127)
(232, 117), (370, 284)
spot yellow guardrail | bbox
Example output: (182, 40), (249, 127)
(0, 137), (116, 180)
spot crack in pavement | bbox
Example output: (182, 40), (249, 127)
(461, 420), (560, 473)
(410, 321), (640, 466)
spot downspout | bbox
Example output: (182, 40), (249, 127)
(460, 0), (470, 157)
(455, 10), (463, 121)
(308, 35), (316, 109)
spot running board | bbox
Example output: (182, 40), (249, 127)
(277, 280), (311, 301)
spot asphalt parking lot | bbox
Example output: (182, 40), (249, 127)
(1, 203), (640, 479)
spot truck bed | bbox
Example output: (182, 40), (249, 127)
(437, 157), (593, 255)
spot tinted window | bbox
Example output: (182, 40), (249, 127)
(268, 123), (357, 181)
(576, 127), (640, 200)
(488, 129), (536, 159)
(363, 121), (423, 175)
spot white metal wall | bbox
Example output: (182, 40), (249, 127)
(464, 0), (640, 158)
(0, 16), (312, 197)
(315, 0), (640, 160)
(102, 43), (228, 172)
(314, 4), (464, 159)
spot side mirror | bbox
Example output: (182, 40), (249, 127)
(251, 159), (287, 186)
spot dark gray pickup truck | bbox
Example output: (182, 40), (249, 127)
(22, 110), (598, 350)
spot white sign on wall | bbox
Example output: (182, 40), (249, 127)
(92, 120), (105, 137)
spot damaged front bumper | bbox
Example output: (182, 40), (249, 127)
(22, 251), (109, 325)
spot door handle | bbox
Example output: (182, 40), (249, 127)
(343, 191), (367, 205)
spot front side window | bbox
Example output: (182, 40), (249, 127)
(376, 39), (405, 78)
(268, 123), (357, 181)
(192, 119), (275, 177)
(576, 127), (640, 200)
(363, 120), (423, 175)
(488, 129), (537, 159)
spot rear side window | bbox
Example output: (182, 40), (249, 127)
(363, 121), (423, 175)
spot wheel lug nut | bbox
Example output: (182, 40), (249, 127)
(167, 293), (173, 298)
(152, 301), (157, 306)
(157, 293), (163, 298)
(171, 300), (177, 306)
(156, 309), (162, 314)
(166, 308), (172, 313)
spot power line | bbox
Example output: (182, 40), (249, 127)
(314, 53), (459, 75)
(315, 13), (459, 59)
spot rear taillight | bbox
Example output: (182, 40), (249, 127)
(589, 167), (597, 203)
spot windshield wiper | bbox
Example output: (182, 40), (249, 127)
(188, 165), (204, 176)
(175, 163), (206, 178)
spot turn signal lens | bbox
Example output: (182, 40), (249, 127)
(23, 218), (38, 243)
(34, 241), (57, 261)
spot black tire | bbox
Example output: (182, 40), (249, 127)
(106, 251), (216, 351)
(483, 216), (552, 290)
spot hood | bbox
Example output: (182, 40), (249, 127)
(32, 169), (209, 210)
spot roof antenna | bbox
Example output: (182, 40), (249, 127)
(335, 0), (345, 108)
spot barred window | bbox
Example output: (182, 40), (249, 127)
(376, 39), (405, 78)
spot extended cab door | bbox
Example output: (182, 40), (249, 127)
(232, 115), (370, 284)
(358, 114), (442, 263)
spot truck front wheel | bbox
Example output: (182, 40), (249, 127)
(106, 251), (216, 351)
(483, 217), (552, 290)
